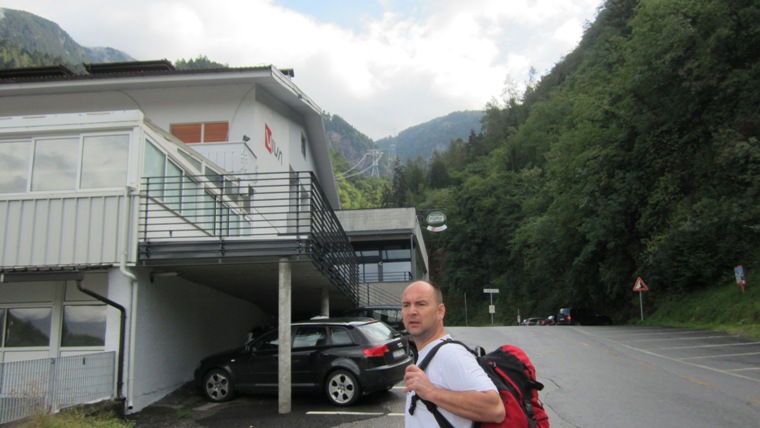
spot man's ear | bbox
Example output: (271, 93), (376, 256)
(438, 303), (446, 320)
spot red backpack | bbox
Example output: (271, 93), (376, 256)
(410, 339), (550, 428)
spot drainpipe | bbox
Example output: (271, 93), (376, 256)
(119, 186), (139, 412)
(76, 280), (127, 403)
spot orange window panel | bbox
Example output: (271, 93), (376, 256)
(171, 124), (202, 143)
(204, 122), (229, 142)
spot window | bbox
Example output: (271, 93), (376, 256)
(171, 122), (229, 144)
(252, 331), (279, 351)
(355, 241), (413, 282)
(1, 133), (131, 194)
(80, 135), (129, 188)
(61, 305), (106, 347)
(301, 132), (307, 158)
(293, 326), (326, 349)
(329, 327), (353, 346)
(31, 137), (78, 191)
(143, 140), (167, 198)
(5, 307), (52, 347)
(0, 141), (30, 193)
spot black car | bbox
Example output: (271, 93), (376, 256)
(556, 307), (612, 325)
(340, 305), (418, 361)
(194, 318), (412, 406)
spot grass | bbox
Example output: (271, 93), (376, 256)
(11, 403), (134, 428)
(641, 272), (760, 339)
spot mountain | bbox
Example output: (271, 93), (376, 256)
(0, 7), (478, 171)
(0, 7), (133, 68)
(376, 110), (484, 162)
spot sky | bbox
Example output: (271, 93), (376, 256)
(2, 0), (603, 140)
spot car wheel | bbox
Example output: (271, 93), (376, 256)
(202, 369), (234, 402)
(325, 369), (361, 406)
(409, 344), (418, 363)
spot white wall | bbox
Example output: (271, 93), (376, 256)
(124, 270), (268, 413)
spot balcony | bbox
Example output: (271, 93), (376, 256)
(137, 171), (359, 315)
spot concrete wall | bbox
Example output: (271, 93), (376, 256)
(124, 270), (268, 413)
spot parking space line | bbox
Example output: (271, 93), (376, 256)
(681, 351), (760, 361)
(306, 411), (403, 416)
(576, 328), (760, 385)
(657, 342), (760, 350)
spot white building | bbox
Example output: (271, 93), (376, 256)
(0, 60), (427, 418)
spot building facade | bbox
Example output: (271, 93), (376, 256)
(0, 61), (427, 417)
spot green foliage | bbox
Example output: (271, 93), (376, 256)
(643, 272), (760, 339)
(385, 0), (760, 324)
(173, 55), (228, 70)
(376, 111), (484, 162)
(0, 8), (132, 66)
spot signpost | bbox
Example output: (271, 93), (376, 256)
(483, 288), (499, 325)
(633, 277), (649, 321)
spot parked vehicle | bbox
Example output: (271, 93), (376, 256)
(556, 307), (612, 326)
(522, 317), (545, 326)
(541, 316), (556, 325)
(194, 318), (412, 406)
(341, 305), (418, 361)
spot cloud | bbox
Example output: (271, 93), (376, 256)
(1, 0), (602, 140)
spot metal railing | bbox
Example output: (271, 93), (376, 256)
(0, 352), (116, 425)
(138, 171), (359, 303)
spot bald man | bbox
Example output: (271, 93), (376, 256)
(402, 281), (505, 427)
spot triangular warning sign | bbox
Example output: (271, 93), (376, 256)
(633, 277), (649, 291)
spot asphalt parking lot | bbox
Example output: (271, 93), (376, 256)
(127, 381), (407, 427)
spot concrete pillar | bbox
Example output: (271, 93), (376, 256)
(278, 257), (292, 414)
(321, 283), (330, 317)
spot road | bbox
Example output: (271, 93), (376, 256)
(132, 325), (760, 427)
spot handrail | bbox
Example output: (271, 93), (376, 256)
(138, 171), (359, 302)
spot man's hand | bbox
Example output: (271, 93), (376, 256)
(402, 363), (506, 423)
(403, 364), (437, 399)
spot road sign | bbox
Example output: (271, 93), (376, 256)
(633, 277), (649, 292)
(483, 288), (499, 293)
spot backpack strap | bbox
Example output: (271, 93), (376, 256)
(408, 339), (473, 428)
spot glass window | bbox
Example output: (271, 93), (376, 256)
(329, 327), (353, 346)
(143, 140), (166, 198)
(5, 307), (52, 347)
(182, 176), (199, 221)
(252, 331), (279, 351)
(80, 135), (129, 189)
(32, 138), (78, 191)
(293, 326), (326, 349)
(165, 161), (183, 211)
(357, 321), (395, 342)
(0, 141), (31, 193)
(61, 305), (106, 347)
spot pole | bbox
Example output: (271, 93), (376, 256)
(464, 293), (468, 326)
(490, 293), (494, 325)
(639, 291), (644, 321)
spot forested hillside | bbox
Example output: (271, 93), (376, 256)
(376, 110), (483, 162)
(387, 0), (760, 323)
(0, 7), (132, 67)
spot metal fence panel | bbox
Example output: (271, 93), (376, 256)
(0, 352), (116, 425)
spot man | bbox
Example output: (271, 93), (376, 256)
(402, 281), (505, 427)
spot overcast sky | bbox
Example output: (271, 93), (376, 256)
(3, 0), (603, 140)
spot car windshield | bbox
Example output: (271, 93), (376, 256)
(356, 321), (396, 342)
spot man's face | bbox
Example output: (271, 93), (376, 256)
(402, 282), (443, 342)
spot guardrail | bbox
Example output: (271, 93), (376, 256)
(138, 171), (359, 302)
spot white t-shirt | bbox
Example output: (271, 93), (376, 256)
(405, 335), (497, 428)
